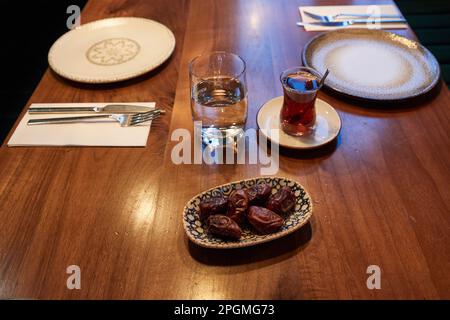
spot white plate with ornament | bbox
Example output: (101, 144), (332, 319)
(48, 17), (175, 83)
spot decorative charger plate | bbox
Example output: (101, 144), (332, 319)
(183, 177), (313, 249)
(302, 29), (440, 101)
(48, 17), (175, 83)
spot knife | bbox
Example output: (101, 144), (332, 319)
(297, 18), (406, 27)
(28, 104), (157, 114)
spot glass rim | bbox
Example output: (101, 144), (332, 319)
(189, 51), (247, 80)
(280, 66), (324, 94)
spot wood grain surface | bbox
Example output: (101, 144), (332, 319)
(0, 0), (449, 299)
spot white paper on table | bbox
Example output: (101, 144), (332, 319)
(7, 102), (155, 147)
(299, 4), (407, 31)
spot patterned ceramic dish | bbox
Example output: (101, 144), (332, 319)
(302, 29), (440, 101)
(183, 177), (313, 249)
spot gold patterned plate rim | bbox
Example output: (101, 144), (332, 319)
(302, 28), (441, 102)
(48, 17), (176, 84)
(182, 177), (313, 249)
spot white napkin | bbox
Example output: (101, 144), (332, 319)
(7, 102), (155, 147)
(299, 4), (407, 31)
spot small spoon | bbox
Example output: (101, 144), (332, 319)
(319, 69), (330, 87)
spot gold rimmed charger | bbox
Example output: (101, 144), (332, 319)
(302, 29), (440, 101)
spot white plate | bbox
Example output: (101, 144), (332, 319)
(48, 17), (175, 83)
(302, 29), (440, 101)
(257, 96), (341, 149)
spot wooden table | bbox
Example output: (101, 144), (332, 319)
(0, 0), (449, 299)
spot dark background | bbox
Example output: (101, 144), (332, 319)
(0, 0), (448, 144)
(0, 0), (87, 143)
(395, 0), (450, 86)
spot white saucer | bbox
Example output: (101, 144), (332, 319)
(48, 17), (175, 83)
(257, 96), (341, 149)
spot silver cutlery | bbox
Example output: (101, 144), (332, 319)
(319, 69), (330, 86)
(297, 18), (406, 27)
(28, 104), (160, 114)
(303, 10), (403, 22)
(27, 109), (163, 127)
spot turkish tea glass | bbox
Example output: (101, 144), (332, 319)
(280, 66), (324, 136)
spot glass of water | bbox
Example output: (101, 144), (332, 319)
(189, 51), (248, 146)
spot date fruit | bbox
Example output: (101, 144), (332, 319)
(199, 196), (228, 221)
(206, 215), (242, 240)
(266, 186), (296, 215)
(227, 189), (249, 224)
(248, 206), (284, 234)
(245, 183), (272, 206)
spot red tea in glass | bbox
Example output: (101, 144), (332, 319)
(280, 67), (323, 136)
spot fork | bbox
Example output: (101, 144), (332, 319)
(303, 10), (403, 22)
(297, 18), (405, 27)
(27, 109), (163, 126)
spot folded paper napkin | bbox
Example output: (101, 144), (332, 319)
(7, 102), (155, 147)
(299, 4), (407, 31)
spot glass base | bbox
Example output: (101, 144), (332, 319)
(281, 122), (316, 137)
(202, 127), (244, 148)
